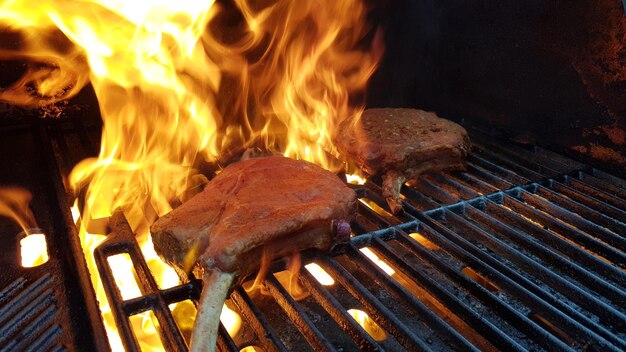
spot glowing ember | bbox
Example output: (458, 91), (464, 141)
(347, 308), (387, 341)
(305, 263), (335, 286)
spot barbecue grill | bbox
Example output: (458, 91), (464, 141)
(1, 1), (626, 351)
(1, 108), (624, 351)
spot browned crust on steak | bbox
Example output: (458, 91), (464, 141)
(336, 108), (470, 212)
(151, 156), (356, 276)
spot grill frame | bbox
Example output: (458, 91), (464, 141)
(58, 124), (626, 351)
(0, 120), (109, 352)
(1, 114), (623, 351)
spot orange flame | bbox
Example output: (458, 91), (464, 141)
(1, 0), (381, 348)
(1, 0), (381, 234)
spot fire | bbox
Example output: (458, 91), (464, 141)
(359, 247), (395, 276)
(347, 309), (387, 341)
(409, 232), (441, 250)
(305, 263), (335, 286)
(0, 187), (49, 267)
(346, 174), (367, 185)
(20, 233), (49, 267)
(2, 0), (381, 348)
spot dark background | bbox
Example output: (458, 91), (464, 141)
(367, 0), (626, 175)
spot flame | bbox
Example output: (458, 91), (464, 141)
(72, 202), (242, 350)
(346, 173), (367, 185)
(305, 263), (334, 286)
(107, 254), (142, 300)
(2, 0), (381, 348)
(129, 311), (164, 352)
(0, 187), (48, 267)
(273, 253), (309, 300)
(359, 247), (395, 276)
(20, 233), (49, 267)
(220, 303), (242, 336)
(359, 198), (395, 219)
(409, 232), (441, 250)
(347, 309), (387, 341)
(1, 0), (381, 234)
(170, 299), (241, 338)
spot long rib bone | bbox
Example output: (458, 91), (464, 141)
(190, 270), (235, 352)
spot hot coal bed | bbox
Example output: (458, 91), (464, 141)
(1, 1), (625, 352)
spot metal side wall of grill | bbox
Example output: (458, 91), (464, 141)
(0, 120), (108, 352)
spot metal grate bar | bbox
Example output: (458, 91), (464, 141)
(428, 174), (483, 199)
(93, 211), (188, 352)
(319, 256), (434, 351)
(59, 126), (626, 351)
(476, 195), (625, 286)
(464, 200), (626, 305)
(298, 269), (383, 351)
(471, 138), (568, 176)
(433, 206), (626, 348)
(548, 180), (626, 221)
(532, 184), (626, 236)
(588, 169), (626, 190)
(458, 201), (626, 348)
(465, 161), (516, 190)
(366, 235), (527, 351)
(442, 169), (500, 195)
(400, 183), (442, 211)
(264, 274), (337, 352)
(216, 324), (239, 352)
(230, 288), (289, 352)
(514, 188), (626, 252)
(23, 324), (63, 352)
(577, 172), (626, 200)
(563, 176), (626, 211)
(370, 231), (579, 352)
(0, 289), (56, 349)
(471, 146), (550, 181)
(344, 243), (480, 351)
(501, 193), (626, 267)
(412, 178), (460, 205)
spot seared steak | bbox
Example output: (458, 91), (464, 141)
(337, 108), (470, 213)
(150, 156), (356, 352)
(151, 155), (356, 277)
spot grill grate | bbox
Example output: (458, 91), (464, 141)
(44, 119), (626, 351)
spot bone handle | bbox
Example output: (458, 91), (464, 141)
(190, 270), (235, 352)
